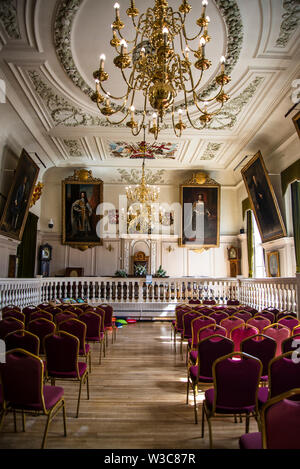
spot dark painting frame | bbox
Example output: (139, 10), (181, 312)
(179, 183), (220, 248)
(292, 110), (300, 139)
(0, 149), (39, 241)
(62, 172), (103, 248)
(241, 151), (286, 243)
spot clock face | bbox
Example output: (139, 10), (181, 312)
(41, 245), (51, 260)
(229, 247), (237, 259)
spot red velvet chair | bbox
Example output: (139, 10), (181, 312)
(278, 315), (300, 332)
(262, 323), (290, 356)
(58, 318), (91, 373)
(22, 305), (39, 324)
(5, 330), (40, 356)
(0, 348), (67, 448)
(27, 318), (56, 355)
(247, 315), (271, 334)
(220, 315), (244, 338)
(281, 333), (300, 354)
(2, 305), (21, 314)
(256, 311), (275, 324)
(2, 310), (25, 323)
(187, 335), (234, 424)
(257, 351), (300, 407)
(233, 311), (252, 323)
(241, 334), (277, 383)
(97, 304), (116, 344)
(189, 323), (226, 366)
(79, 311), (105, 364)
(30, 310), (54, 323)
(230, 324), (259, 352)
(55, 311), (77, 326)
(44, 331), (89, 418)
(0, 317), (24, 340)
(188, 315), (216, 357)
(208, 311), (229, 325)
(202, 352), (262, 448)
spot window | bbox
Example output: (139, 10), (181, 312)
(252, 213), (266, 278)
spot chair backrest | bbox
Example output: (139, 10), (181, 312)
(208, 311), (229, 324)
(256, 311), (275, 323)
(197, 335), (234, 379)
(1, 349), (46, 412)
(27, 318), (56, 354)
(262, 307), (279, 315)
(22, 305), (39, 323)
(234, 311), (252, 322)
(203, 299), (216, 305)
(292, 325), (300, 335)
(212, 352), (262, 412)
(247, 316), (271, 334)
(189, 299), (201, 304)
(55, 311), (77, 325)
(44, 331), (79, 376)
(281, 334), (300, 354)
(174, 307), (190, 331)
(98, 304), (114, 327)
(220, 315), (245, 337)
(2, 310), (25, 323)
(0, 317), (24, 340)
(94, 307), (105, 333)
(2, 305), (21, 313)
(230, 324), (259, 352)
(58, 318), (87, 352)
(30, 310), (53, 322)
(261, 388), (300, 449)
(241, 334), (277, 377)
(262, 323), (290, 356)
(5, 330), (40, 356)
(227, 300), (240, 306)
(190, 316), (216, 348)
(278, 316), (300, 331)
(46, 306), (63, 317)
(240, 306), (258, 315)
(269, 351), (300, 399)
(182, 311), (202, 339)
(38, 303), (50, 310)
(197, 324), (227, 344)
(79, 311), (102, 339)
(277, 311), (297, 321)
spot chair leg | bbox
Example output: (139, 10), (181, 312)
(86, 373), (90, 400)
(99, 341), (102, 364)
(193, 385), (198, 424)
(245, 413), (250, 433)
(13, 410), (17, 432)
(88, 352), (92, 374)
(205, 408), (213, 449)
(201, 404), (205, 438)
(0, 409), (6, 432)
(186, 376), (190, 405)
(62, 400), (67, 437)
(22, 410), (26, 432)
(41, 413), (51, 449)
(76, 379), (83, 418)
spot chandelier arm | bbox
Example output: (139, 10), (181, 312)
(98, 79), (131, 101)
(171, 105), (182, 138)
(185, 106), (207, 131)
(181, 23), (205, 43)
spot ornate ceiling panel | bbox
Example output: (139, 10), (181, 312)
(0, 0), (299, 185)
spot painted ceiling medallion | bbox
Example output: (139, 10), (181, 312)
(108, 141), (178, 159)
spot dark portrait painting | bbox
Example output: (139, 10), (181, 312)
(0, 149), (39, 241)
(241, 151), (286, 243)
(62, 178), (103, 247)
(180, 185), (220, 248)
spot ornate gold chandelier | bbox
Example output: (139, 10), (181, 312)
(125, 159), (160, 204)
(92, 0), (231, 139)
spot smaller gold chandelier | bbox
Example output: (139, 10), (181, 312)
(125, 159), (160, 204)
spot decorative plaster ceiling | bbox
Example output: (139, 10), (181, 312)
(0, 0), (299, 185)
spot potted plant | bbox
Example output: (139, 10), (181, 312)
(134, 264), (147, 277)
(115, 269), (128, 278)
(155, 265), (167, 278)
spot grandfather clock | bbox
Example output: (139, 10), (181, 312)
(227, 246), (240, 278)
(39, 244), (52, 277)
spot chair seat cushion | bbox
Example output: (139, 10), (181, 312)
(47, 362), (87, 379)
(189, 366), (213, 383)
(12, 385), (64, 411)
(86, 332), (105, 342)
(257, 386), (269, 406)
(205, 388), (255, 414)
(239, 432), (262, 449)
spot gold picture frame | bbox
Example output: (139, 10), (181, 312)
(179, 173), (220, 248)
(241, 151), (286, 243)
(292, 110), (300, 139)
(267, 251), (280, 278)
(62, 169), (103, 249)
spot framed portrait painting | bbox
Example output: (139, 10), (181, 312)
(0, 149), (39, 241)
(241, 151), (286, 243)
(292, 110), (300, 139)
(62, 169), (103, 248)
(267, 251), (280, 278)
(179, 173), (220, 248)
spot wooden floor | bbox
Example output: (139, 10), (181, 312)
(0, 321), (259, 450)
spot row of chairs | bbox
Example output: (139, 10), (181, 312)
(185, 332), (300, 448)
(0, 301), (118, 448)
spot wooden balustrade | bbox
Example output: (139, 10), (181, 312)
(0, 275), (299, 316)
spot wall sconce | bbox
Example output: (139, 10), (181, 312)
(166, 245), (174, 253)
(106, 244), (114, 252)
